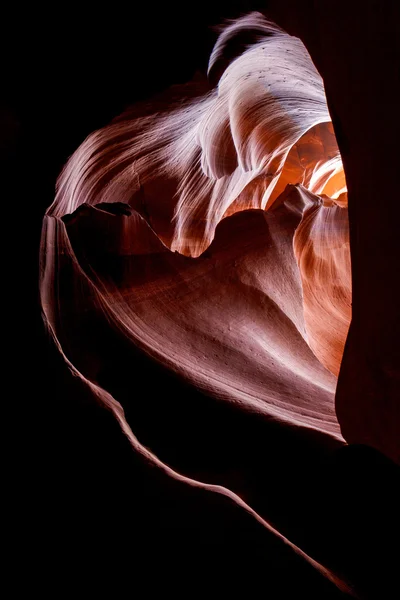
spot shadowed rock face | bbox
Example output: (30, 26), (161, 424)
(39, 7), (399, 598)
(265, 0), (400, 468)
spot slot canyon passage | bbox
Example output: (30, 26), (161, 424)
(12, 1), (399, 598)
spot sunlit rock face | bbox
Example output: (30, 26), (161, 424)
(41, 12), (396, 595)
(294, 194), (351, 376)
(46, 15), (350, 378)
